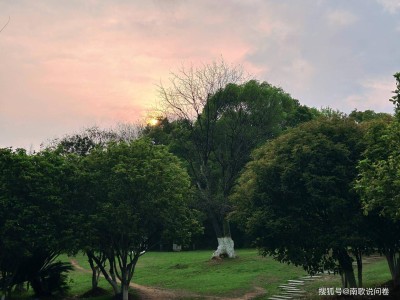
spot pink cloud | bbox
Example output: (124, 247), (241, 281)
(2, 1), (263, 148)
(1, 0), (399, 149)
(343, 77), (396, 112)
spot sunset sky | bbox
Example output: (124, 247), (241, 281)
(1, 0), (400, 149)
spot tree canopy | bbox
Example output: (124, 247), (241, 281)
(0, 148), (75, 298)
(355, 72), (400, 286)
(231, 117), (368, 287)
(151, 70), (318, 257)
(78, 139), (201, 300)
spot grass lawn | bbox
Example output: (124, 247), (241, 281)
(301, 256), (392, 300)
(134, 249), (306, 296)
(68, 249), (307, 298)
(9, 250), (394, 299)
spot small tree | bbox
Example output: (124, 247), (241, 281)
(42, 124), (141, 155)
(42, 125), (142, 291)
(0, 148), (74, 299)
(81, 139), (200, 300)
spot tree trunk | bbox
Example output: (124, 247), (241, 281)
(91, 254), (120, 295)
(211, 217), (236, 258)
(354, 249), (363, 287)
(120, 265), (128, 300)
(30, 277), (49, 297)
(339, 271), (345, 288)
(336, 249), (357, 288)
(385, 249), (400, 287)
(121, 261), (136, 300)
(87, 254), (99, 290)
(344, 269), (357, 288)
(1, 271), (15, 300)
(92, 269), (98, 290)
(212, 236), (236, 258)
(1, 281), (6, 300)
(122, 284), (129, 300)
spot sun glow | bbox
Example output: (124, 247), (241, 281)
(147, 118), (159, 126)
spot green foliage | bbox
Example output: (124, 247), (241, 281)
(13, 250), (73, 297)
(83, 138), (200, 246)
(319, 107), (347, 119)
(355, 119), (400, 219)
(302, 257), (391, 299)
(390, 72), (400, 115)
(354, 104), (400, 286)
(0, 148), (76, 297)
(45, 127), (120, 156)
(149, 79), (317, 242)
(79, 138), (202, 297)
(355, 73), (400, 221)
(43, 125), (140, 156)
(356, 118), (400, 265)
(349, 109), (393, 123)
(231, 117), (368, 284)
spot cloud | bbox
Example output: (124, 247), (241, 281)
(376, 0), (400, 13)
(1, 0), (400, 149)
(326, 9), (358, 27)
(1, 0), (261, 148)
(342, 76), (396, 112)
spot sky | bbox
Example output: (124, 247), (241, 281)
(1, 0), (400, 149)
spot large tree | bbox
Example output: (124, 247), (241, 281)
(80, 139), (200, 300)
(156, 63), (315, 258)
(355, 72), (400, 286)
(231, 117), (369, 287)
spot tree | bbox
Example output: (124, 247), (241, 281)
(355, 73), (400, 286)
(80, 139), (201, 300)
(156, 60), (315, 258)
(349, 109), (392, 123)
(158, 59), (246, 121)
(0, 148), (75, 299)
(390, 72), (400, 115)
(231, 117), (368, 287)
(42, 124), (142, 291)
(355, 120), (400, 286)
(42, 124), (142, 155)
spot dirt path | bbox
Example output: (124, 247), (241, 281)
(69, 259), (266, 300)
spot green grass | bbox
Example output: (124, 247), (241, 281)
(8, 250), (394, 300)
(69, 249), (307, 298)
(301, 256), (392, 299)
(66, 270), (114, 297)
(134, 249), (307, 296)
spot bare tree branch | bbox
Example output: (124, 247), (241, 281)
(0, 16), (10, 33)
(158, 58), (249, 121)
